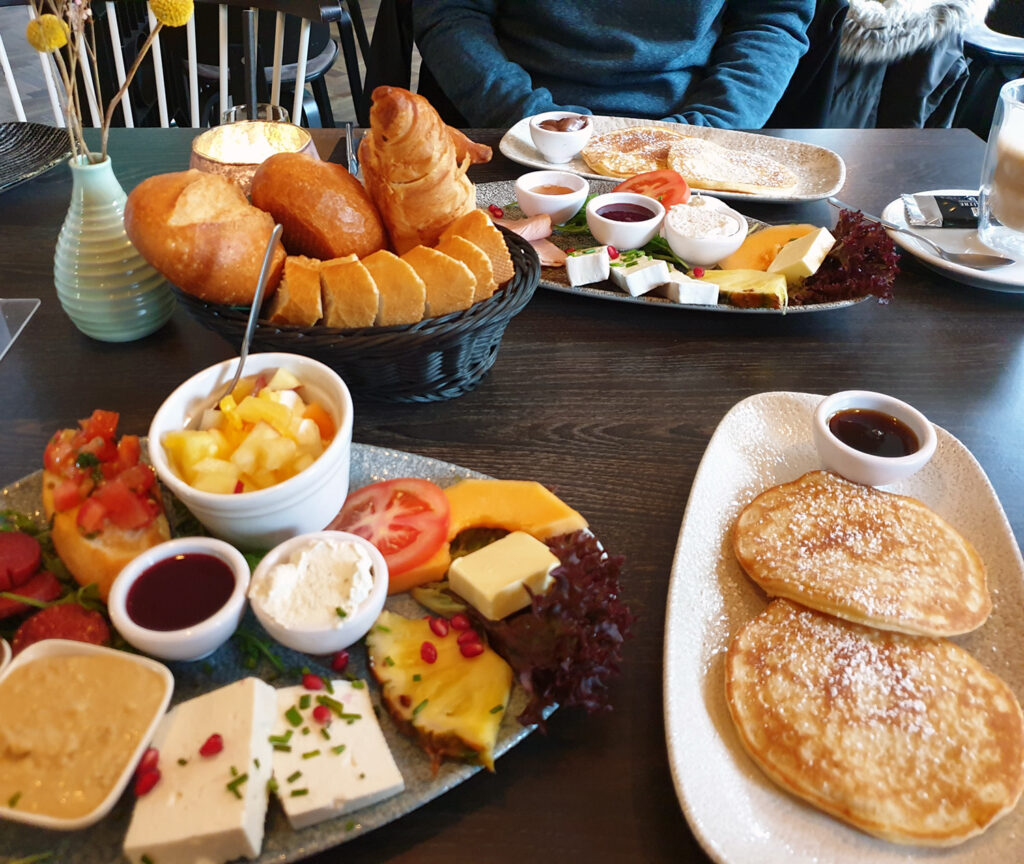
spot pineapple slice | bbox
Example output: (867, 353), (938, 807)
(365, 610), (513, 772)
(698, 269), (787, 310)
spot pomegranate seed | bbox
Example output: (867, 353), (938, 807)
(420, 641), (438, 664)
(233, 480), (244, 494)
(199, 733), (223, 757)
(428, 616), (449, 638)
(312, 705), (332, 725)
(331, 650), (350, 672)
(460, 640), (485, 658)
(566, 247), (576, 255)
(449, 613), (471, 631)
(692, 266), (705, 278)
(488, 204), (504, 219)
(607, 245), (620, 260)
(136, 747), (159, 777)
(134, 768), (161, 796)
(302, 673), (324, 691)
(457, 629), (481, 646)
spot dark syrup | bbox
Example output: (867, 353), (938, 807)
(828, 408), (919, 458)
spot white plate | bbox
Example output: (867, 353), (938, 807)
(880, 189), (1024, 292)
(499, 116), (846, 203)
(476, 180), (870, 314)
(663, 391), (1024, 864)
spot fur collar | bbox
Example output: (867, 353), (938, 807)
(840, 0), (994, 63)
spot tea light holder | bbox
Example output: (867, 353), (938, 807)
(189, 120), (318, 195)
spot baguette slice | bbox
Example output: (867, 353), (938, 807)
(401, 245), (476, 317)
(440, 209), (515, 286)
(320, 254), (380, 329)
(266, 255), (323, 327)
(436, 234), (497, 302)
(361, 250), (426, 326)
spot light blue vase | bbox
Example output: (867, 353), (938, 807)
(54, 155), (175, 342)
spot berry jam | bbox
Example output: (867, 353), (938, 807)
(127, 553), (235, 631)
(596, 203), (656, 223)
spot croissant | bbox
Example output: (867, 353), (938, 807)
(358, 86), (492, 254)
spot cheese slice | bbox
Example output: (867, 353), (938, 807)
(656, 269), (719, 305)
(609, 256), (670, 297)
(123, 677), (277, 864)
(271, 681), (404, 829)
(565, 246), (610, 286)
(767, 226), (835, 286)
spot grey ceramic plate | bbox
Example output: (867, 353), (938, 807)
(476, 181), (870, 314)
(0, 122), (71, 194)
(0, 443), (546, 863)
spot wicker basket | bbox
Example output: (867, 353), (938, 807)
(174, 228), (540, 403)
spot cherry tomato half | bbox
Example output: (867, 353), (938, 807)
(328, 478), (450, 577)
(614, 169), (691, 208)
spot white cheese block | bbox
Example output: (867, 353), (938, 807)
(767, 226), (835, 286)
(609, 258), (671, 297)
(124, 677), (277, 864)
(271, 681), (404, 829)
(565, 246), (610, 286)
(656, 269), (720, 305)
(448, 530), (560, 620)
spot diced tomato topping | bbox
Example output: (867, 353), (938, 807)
(53, 477), (86, 511)
(114, 463), (156, 495)
(76, 496), (108, 534)
(80, 409), (119, 442)
(92, 480), (153, 531)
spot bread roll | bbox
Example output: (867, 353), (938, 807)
(359, 86), (491, 254)
(251, 152), (387, 260)
(124, 169), (286, 306)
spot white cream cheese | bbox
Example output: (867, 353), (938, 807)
(250, 538), (374, 630)
(666, 203), (741, 239)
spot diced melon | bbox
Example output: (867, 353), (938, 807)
(444, 478), (588, 541)
(717, 223), (817, 271)
(387, 541), (452, 595)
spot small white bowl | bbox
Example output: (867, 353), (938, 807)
(663, 197), (748, 266)
(0, 639), (172, 830)
(515, 170), (589, 225)
(148, 352), (354, 550)
(249, 530), (388, 655)
(813, 390), (937, 487)
(528, 111), (594, 164)
(109, 537), (250, 661)
(586, 192), (666, 250)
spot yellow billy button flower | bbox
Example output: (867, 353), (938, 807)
(149, 0), (195, 28)
(26, 14), (68, 53)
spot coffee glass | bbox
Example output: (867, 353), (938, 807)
(978, 78), (1024, 259)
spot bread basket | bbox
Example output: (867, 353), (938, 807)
(174, 228), (540, 403)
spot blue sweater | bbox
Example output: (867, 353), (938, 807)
(413, 0), (816, 128)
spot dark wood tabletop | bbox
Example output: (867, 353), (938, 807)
(1, 126), (1022, 864)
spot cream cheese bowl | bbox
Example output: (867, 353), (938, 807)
(248, 530), (389, 654)
(148, 352), (354, 550)
(812, 390), (937, 487)
(663, 196), (748, 266)
(0, 639), (173, 830)
(108, 537), (251, 662)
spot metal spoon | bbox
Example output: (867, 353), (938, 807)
(827, 197), (1015, 270)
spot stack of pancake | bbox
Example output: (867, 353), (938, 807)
(727, 470), (1024, 846)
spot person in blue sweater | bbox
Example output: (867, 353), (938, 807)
(412, 0), (817, 129)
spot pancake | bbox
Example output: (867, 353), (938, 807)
(726, 599), (1024, 846)
(580, 126), (689, 178)
(733, 470), (990, 636)
(666, 137), (798, 195)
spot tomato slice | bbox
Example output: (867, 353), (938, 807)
(614, 169), (691, 207)
(329, 478), (450, 577)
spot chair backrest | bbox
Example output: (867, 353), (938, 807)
(0, 0), (363, 128)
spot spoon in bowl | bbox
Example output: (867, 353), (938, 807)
(827, 197), (1015, 270)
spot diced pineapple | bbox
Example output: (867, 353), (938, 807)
(162, 430), (228, 483)
(235, 395), (293, 436)
(365, 610), (513, 772)
(230, 420), (277, 474)
(259, 434), (298, 471)
(189, 457), (241, 494)
(266, 367), (301, 390)
(267, 389), (303, 413)
(295, 417), (322, 452)
(699, 269), (787, 310)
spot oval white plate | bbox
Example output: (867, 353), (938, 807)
(663, 391), (1024, 863)
(880, 188), (1024, 292)
(499, 115), (846, 203)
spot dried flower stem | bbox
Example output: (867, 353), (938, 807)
(101, 22), (164, 162)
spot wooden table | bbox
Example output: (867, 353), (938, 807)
(1, 127), (1022, 863)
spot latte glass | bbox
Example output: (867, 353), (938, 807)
(978, 78), (1024, 258)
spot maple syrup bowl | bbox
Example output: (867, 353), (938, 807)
(812, 390), (937, 487)
(108, 537), (251, 662)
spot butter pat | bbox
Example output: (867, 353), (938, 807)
(271, 681), (403, 829)
(449, 530), (559, 620)
(609, 251), (670, 297)
(123, 678), (277, 864)
(656, 269), (719, 305)
(767, 226), (835, 286)
(565, 245), (610, 286)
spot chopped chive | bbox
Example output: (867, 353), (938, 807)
(285, 706), (303, 727)
(384, 656), (395, 667)
(302, 749), (321, 760)
(320, 727), (331, 740)
(345, 820), (356, 831)
(269, 730), (293, 744)
(350, 679), (365, 689)
(8, 791), (21, 808)
(286, 770), (302, 784)
(324, 679), (335, 694)
(375, 624), (391, 633)
(290, 788), (309, 797)
(335, 606), (347, 619)
(253, 758), (260, 769)
(141, 856), (154, 864)
(316, 694), (344, 716)
(301, 727), (310, 736)
(267, 777), (279, 794)
(272, 744), (292, 753)
(331, 744), (347, 755)
(230, 765), (239, 777)
(489, 704), (504, 714)
(412, 674), (422, 682)
(413, 699), (428, 716)
(299, 694), (311, 710)
(226, 773), (248, 799)
(177, 757), (188, 766)
(301, 665), (312, 675)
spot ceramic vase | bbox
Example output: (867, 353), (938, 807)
(54, 155), (174, 342)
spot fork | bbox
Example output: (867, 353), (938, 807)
(345, 121), (359, 177)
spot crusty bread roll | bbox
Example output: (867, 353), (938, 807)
(124, 169), (286, 306)
(42, 470), (170, 601)
(250, 152), (387, 260)
(359, 86), (491, 254)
